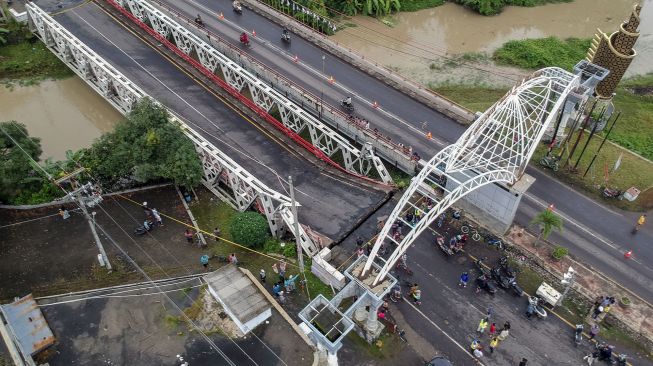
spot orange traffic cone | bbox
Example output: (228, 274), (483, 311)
(252, 30), (257, 37)
(624, 250), (633, 259)
(218, 12), (224, 19)
(372, 101), (379, 108)
(293, 55), (299, 63)
(328, 76), (335, 84)
(426, 132), (432, 140)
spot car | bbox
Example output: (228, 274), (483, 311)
(426, 355), (453, 366)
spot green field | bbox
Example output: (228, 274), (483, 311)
(0, 41), (72, 84)
(493, 37), (591, 71)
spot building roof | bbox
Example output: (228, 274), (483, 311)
(204, 265), (269, 326)
(1, 294), (55, 356)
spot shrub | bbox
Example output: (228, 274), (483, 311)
(493, 37), (591, 70)
(551, 245), (569, 260)
(230, 211), (270, 248)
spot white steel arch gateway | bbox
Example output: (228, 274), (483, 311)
(362, 67), (580, 284)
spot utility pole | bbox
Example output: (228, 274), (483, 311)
(55, 170), (112, 271)
(320, 54), (325, 119)
(288, 176), (304, 274)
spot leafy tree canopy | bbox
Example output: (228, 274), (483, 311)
(81, 98), (203, 189)
(0, 121), (44, 203)
(230, 211), (270, 248)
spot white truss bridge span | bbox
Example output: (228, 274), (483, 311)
(110, 0), (392, 184)
(362, 67), (581, 284)
(26, 2), (321, 256)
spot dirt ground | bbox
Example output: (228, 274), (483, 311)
(0, 185), (209, 301)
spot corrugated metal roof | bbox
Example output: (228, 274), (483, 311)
(1, 294), (55, 356)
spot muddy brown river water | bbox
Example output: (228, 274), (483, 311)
(332, 0), (652, 76)
(0, 78), (121, 161)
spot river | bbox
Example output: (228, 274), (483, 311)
(331, 0), (652, 77)
(0, 78), (122, 161)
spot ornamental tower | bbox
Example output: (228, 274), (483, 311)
(587, 4), (642, 98)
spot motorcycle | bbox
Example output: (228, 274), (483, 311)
(574, 324), (584, 347)
(476, 273), (497, 295)
(281, 29), (291, 43)
(389, 285), (402, 303)
(490, 267), (523, 296)
(340, 98), (354, 113)
(233, 1), (243, 14)
(194, 14), (205, 27)
(602, 186), (621, 199)
(526, 296), (547, 319)
(486, 236), (504, 250)
(134, 219), (154, 236)
(539, 154), (560, 172)
(498, 256), (516, 278)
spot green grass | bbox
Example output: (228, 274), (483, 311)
(0, 41), (73, 84)
(189, 191), (333, 300)
(493, 37), (591, 70)
(533, 132), (653, 211)
(429, 83), (509, 112)
(453, 0), (572, 16)
(610, 74), (653, 161)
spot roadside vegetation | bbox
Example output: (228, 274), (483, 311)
(493, 37), (591, 70)
(0, 99), (203, 205)
(0, 18), (72, 85)
(452, 0), (571, 16)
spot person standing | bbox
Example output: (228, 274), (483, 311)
(151, 208), (163, 226)
(459, 272), (469, 288)
(477, 317), (488, 334)
(141, 202), (151, 216)
(259, 269), (266, 283)
(200, 254), (209, 270)
(213, 227), (221, 242)
(229, 253), (238, 265)
(503, 321), (511, 331)
(497, 327), (509, 341)
(184, 229), (194, 244)
(519, 358), (528, 366)
(489, 337), (499, 354)
(486, 305), (494, 319)
(489, 322), (496, 338)
(583, 351), (599, 365)
(635, 214), (646, 231)
(589, 324), (600, 339)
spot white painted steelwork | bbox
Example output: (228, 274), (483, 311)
(362, 68), (580, 284)
(114, 0), (392, 183)
(26, 2), (319, 256)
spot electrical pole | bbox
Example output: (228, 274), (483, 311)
(55, 171), (112, 271)
(288, 176), (304, 274)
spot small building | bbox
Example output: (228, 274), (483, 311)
(204, 265), (271, 335)
(0, 294), (56, 366)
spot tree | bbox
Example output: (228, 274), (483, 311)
(530, 208), (563, 246)
(81, 98), (203, 189)
(230, 211), (270, 248)
(0, 121), (45, 203)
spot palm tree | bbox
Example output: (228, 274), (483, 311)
(530, 208), (563, 247)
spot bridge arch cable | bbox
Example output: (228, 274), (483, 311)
(360, 67), (580, 285)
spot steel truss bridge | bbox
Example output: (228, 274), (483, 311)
(26, 2), (323, 255)
(362, 68), (581, 284)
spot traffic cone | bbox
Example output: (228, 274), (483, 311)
(372, 101), (379, 108)
(293, 55), (299, 63)
(426, 132), (432, 140)
(252, 30), (257, 37)
(624, 250), (632, 259)
(218, 12), (224, 19)
(328, 76), (335, 84)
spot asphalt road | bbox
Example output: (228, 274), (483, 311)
(332, 200), (653, 366)
(155, 0), (653, 304)
(50, 1), (387, 241)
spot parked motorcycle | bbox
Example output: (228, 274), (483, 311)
(474, 258), (497, 295)
(574, 324), (584, 347)
(602, 186), (621, 199)
(486, 236), (504, 250)
(539, 154), (560, 171)
(134, 219), (154, 236)
(490, 267), (523, 296)
(526, 296), (547, 319)
(389, 285), (402, 303)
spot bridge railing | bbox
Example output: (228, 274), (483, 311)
(26, 2), (320, 256)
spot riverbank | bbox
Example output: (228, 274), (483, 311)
(0, 38), (73, 85)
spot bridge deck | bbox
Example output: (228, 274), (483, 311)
(52, 1), (386, 240)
